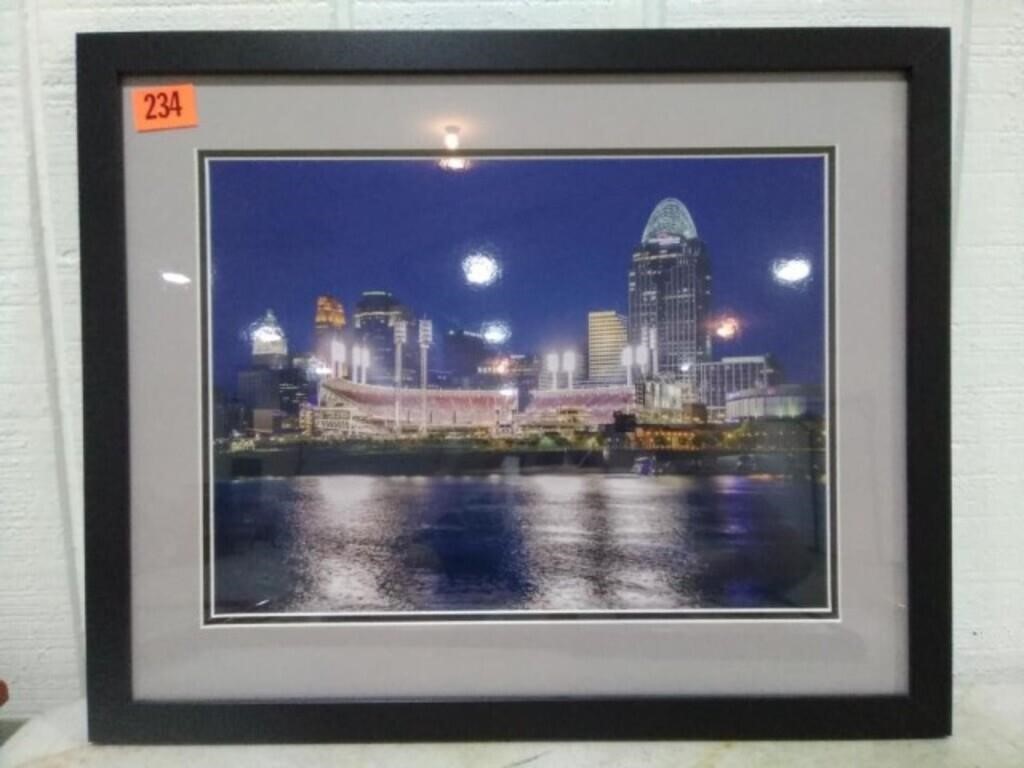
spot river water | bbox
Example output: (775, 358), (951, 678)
(212, 473), (828, 616)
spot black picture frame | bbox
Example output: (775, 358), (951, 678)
(78, 28), (951, 743)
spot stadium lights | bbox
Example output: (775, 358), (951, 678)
(352, 344), (370, 383)
(621, 346), (634, 386)
(393, 319), (408, 345)
(545, 352), (561, 391)
(419, 318), (433, 347)
(329, 340), (346, 378)
(419, 319), (433, 434)
(331, 340), (346, 364)
(393, 321), (408, 433)
(562, 350), (576, 390)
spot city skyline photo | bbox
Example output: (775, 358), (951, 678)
(208, 153), (827, 390)
(204, 151), (834, 623)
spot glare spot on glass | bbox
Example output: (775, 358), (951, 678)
(438, 156), (470, 172)
(772, 257), (812, 286)
(481, 321), (510, 345)
(462, 252), (500, 286)
(715, 316), (740, 340)
(160, 271), (191, 285)
(443, 125), (461, 151)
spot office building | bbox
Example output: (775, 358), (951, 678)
(444, 329), (489, 386)
(628, 198), (712, 376)
(725, 384), (823, 421)
(696, 355), (778, 419)
(587, 310), (628, 383)
(353, 290), (417, 385)
(313, 295), (346, 363)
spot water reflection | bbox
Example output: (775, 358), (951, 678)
(213, 474), (827, 615)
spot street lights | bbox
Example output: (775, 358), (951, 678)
(351, 345), (370, 384)
(545, 352), (560, 390)
(545, 350), (577, 390)
(330, 339), (346, 379)
(621, 346), (634, 386)
(354, 346), (370, 385)
(562, 350), (576, 390)
(352, 344), (362, 382)
(393, 320), (407, 433)
(418, 318), (433, 434)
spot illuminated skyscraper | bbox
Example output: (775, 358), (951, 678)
(353, 290), (417, 384)
(313, 295), (346, 364)
(587, 311), (627, 383)
(250, 309), (289, 370)
(628, 198), (712, 377)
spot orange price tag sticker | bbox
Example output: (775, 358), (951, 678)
(132, 84), (198, 132)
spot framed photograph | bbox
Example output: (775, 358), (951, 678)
(78, 28), (951, 742)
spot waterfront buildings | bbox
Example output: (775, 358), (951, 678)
(627, 198), (712, 375)
(725, 384), (823, 421)
(587, 311), (628, 384)
(696, 355), (778, 419)
(235, 309), (315, 433)
(225, 196), (820, 440)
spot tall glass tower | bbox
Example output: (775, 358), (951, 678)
(628, 198), (712, 377)
(313, 294), (346, 363)
(353, 290), (417, 385)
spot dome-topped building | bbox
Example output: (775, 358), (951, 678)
(641, 198), (698, 242)
(249, 309), (289, 370)
(628, 199), (712, 379)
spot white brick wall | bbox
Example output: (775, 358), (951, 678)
(1, 0), (1020, 720)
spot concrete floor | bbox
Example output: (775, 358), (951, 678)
(1, 681), (1021, 767)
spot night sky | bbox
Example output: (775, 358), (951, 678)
(208, 155), (826, 389)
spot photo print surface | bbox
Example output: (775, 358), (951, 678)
(202, 151), (835, 623)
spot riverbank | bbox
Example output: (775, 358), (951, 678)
(215, 444), (824, 478)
